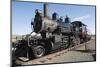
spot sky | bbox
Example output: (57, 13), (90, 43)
(12, 1), (96, 35)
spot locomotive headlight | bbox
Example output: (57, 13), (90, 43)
(12, 47), (16, 51)
(12, 48), (14, 51)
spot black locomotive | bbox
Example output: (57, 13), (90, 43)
(12, 4), (91, 61)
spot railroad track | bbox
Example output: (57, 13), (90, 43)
(16, 39), (95, 65)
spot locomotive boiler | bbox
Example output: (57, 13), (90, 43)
(12, 3), (91, 60)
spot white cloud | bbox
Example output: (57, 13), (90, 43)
(72, 15), (90, 21)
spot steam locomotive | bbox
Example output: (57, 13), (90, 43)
(12, 4), (91, 60)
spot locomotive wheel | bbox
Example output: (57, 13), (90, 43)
(71, 36), (80, 46)
(76, 38), (80, 45)
(32, 45), (45, 58)
(69, 36), (80, 47)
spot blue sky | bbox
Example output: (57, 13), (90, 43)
(12, 1), (96, 35)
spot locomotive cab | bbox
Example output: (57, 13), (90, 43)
(71, 21), (90, 42)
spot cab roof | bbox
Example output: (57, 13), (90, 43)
(71, 21), (87, 26)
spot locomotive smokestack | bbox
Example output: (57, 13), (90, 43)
(44, 3), (48, 17)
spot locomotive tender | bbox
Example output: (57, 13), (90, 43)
(12, 3), (91, 59)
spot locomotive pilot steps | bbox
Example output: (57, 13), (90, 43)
(12, 3), (91, 60)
